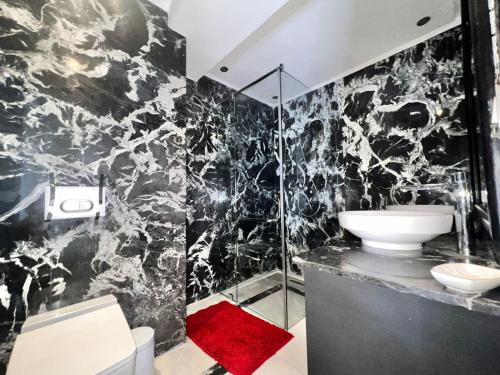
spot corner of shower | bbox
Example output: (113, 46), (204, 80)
(219, 65), (309, 330)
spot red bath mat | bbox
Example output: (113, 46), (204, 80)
(187, 301), (293, 375)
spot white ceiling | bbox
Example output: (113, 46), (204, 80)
(165, 0), (461, 104)
(168, 0), (289, 82)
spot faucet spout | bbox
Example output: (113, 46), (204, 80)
(398, 172), (472, 256)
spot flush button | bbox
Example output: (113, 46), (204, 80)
(60, 199), (94, 213)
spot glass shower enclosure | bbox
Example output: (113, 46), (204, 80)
(221, 65), (308, 330)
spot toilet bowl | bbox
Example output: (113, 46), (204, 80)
(98, 351), (136, 375)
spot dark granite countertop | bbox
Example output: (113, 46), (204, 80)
(294, 236), (500, 317)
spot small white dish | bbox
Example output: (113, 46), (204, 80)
(431, 263), (500, 294)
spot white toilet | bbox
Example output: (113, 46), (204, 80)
(7, 295), (155, 375)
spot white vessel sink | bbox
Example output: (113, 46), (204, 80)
(386, 204), (454, 215)
(431, 263), (500, 294)
(339, 210), (453, 257)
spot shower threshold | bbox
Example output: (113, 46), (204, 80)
(221, 270), (305, 329)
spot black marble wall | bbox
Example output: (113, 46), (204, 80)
(183, 77), (234, 304)
(183, 77), (280, 304)
(284, 27), (467, 254)
(283, 82), (345, 253)
(231, 94), (281, 285)
(0, 0), (186, 369)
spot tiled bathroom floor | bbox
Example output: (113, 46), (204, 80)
(246, 289), (305, 329)
(222, 270), (306, 328)
(154, 293), (308, 375)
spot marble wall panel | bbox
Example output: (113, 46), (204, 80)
(284, 27), (467, 255)
(0, 0), (186, 369)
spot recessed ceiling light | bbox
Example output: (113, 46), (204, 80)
(220, 66), (228, 72)
(417, 16), (431, 26)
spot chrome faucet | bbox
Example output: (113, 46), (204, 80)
(398, 172), (472, 256)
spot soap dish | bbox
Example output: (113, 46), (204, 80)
(430, 263), (500, 294)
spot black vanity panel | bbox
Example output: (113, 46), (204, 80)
(305, 268), (500, 375)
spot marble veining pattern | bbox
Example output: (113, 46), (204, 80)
(0, 0), (186, 369)
(184, 77), (280, 304)
(183, 77), (234, 304)
(284, 27), (468, 255)
(283, 83), (345, 255)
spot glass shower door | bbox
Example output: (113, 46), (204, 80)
(221, 68), (284, 327)
(280, 69), (309, 329)
(221, 66), (309, 330)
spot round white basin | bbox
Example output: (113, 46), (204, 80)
(386, 204), (455, 215)
(339, 210), (453, 257)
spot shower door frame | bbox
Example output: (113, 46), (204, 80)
(276, 64), (289, 330)
(228, 64), (289, 330)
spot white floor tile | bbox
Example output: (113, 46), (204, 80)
(223, 271), (281, 302)
(154, 337), (216, 375)
(255, 318), (308, 375)
(246, 289), (305, 328)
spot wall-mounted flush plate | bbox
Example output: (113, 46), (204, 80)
(44, 186), (105, 221)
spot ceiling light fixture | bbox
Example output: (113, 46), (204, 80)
(417, 16), (431, 26)
(220, 66), (228, 72)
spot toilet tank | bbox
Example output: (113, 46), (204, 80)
(21, 294), (117, 333)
